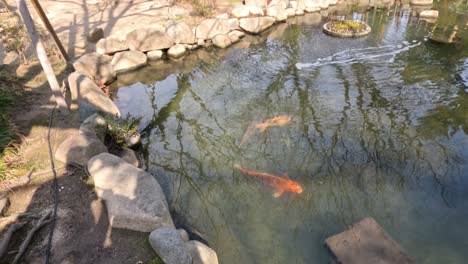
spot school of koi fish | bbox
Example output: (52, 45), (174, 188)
(235, 115), (304, 198)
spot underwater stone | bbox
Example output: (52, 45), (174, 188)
(149, 227), (192, 264)
(325, 217), (414, 264)
(88, 153), (174, 232)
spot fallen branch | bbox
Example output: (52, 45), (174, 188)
(12, 210), (51, 264)
(0, 213), (34, 231)
(0, 222), (26, 259)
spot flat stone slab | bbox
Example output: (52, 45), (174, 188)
(325, 217), (414, 264)
(87, 153), (174, 232)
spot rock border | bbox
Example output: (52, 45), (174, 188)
(322, 21), (372, 38)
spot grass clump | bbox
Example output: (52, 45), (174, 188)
(328, 20), (367, 34)
(0, 89), (18, 180)
(0, 11), (29, 63)
(104, 113), (142, 148)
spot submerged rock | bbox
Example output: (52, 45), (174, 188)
(67, 72), (121, 117)
(126, 27), (174, 52)
(111, 50), (147, 74)
(186, 240), (219, 264)
(79, 113), (107, 142)
(72, 52), (115, 84)
(195, 19), (230, 40)
(88, 153), (174, 232)
(55, 133), (107, 166)
(96, 36), (128, 55)
(149, 227), (192, 264)
(239, 17), (276, 34)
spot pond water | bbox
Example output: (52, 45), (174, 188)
(114, 3), (468, 263)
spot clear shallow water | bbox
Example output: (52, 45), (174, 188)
(114, 4), (468, 264)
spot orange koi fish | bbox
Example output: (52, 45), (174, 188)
(234, 164), (303, 197)
(255, 115), (292, 132)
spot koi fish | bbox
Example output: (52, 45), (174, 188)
(233, 164), (303, 197)
(255, 115), (292, 132)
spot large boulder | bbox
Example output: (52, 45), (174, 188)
(297, 0), (306, 11)
(195, 19), (230, 40)
(67, 72), (121, 117)
(126, 27), (174, 52)
(72, 53), (115, 84)
(286, 8), (296, 17)
(186, 241), (219, 264)
(267, 5), (288, 21)
(149, 227), (192, 264)
(212, 34), (232, 48)
(304, 0), (320, 12)
(228, 18), (240, 31)
(111, 50), (147, 74)
(55, 133), (107, 166)
(79, 113), (107, 141)
(239, 17), (276, 34)
(410, 0), (432, 5)
(269, 0), (288, 9)
(245, 0), (268, 8)
(114, 147), (140, 168)
(167, 44), (187, 59)
(248, 6), (265, 16)
(166, 21), (196, 44)
(231, 6), (250, 18)
(96, 37), (128, 55)
(88, 153), (174, 232)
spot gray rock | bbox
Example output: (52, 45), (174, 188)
(166, 21), (196, 44)
(231, 6), (250, 18)
(178, 229), (189, 242)
(186, 240), (219, 264)
(126, 27), (174, 52)
(195, 19), (230, 40)
(87, 27), (104, 43)
(212, 34), (232, 48)
(55, 133), (107, 166)
(419, 10), (438, 18)
(79, 113), (107, 141)
(325, 217), (414, 264)
(149, 227), (192, 264)
(147, 50), (163, 61)
(88, 153), (174, 232)
(115, 147), (140, 167)
(67, 72), (121, 117)
(245, 0), (268, 8)
(167, 44), (187, 59)
(228, 18), (240, 31)
(96, 37), (128, 55)
(269, 0), (288, 9)
(111, 50), (147, 74)
(410, 0), (432, 5)
(267, 5), (288, 21)
(239, 17), (276, 34)
(72, 53), (115, 84)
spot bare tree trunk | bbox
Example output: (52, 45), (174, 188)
(16, 0), (69, 114)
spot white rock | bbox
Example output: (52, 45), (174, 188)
(232, 6), (250, 18)
(244, 0), (268, 8)
(55, 133), (107, 166)
(267, 5), (288, 21)
(126, 27), (174, 52)
(249, 6), (265, 16)
(319, 0), (329, 9)
(96, 37), (128, 55)
(167, 44), (187, 59)
(419, 10), (438, 18)
(195, 19), (230, 40)
(297, 0), (306, 10)
(228, 18), (240, 31)
(147, 50), (163, 61)
(197, 39), (205, 46)
(286, 8), (296, 17)
(149, 227), (192, 264)
(239, 17), (276, 34)
(67, 72), (120, 116)
(269, 0), (288, 9)
(79, 113), (107, 141)
(296, 9), (305, 15)
(166, 21), (196, 44)
(227, 31), (240, 43)
(88, 153), (174, 232)
(186, 240), (219, 264)
(111, 50), (147, 74)
(290, 1), (298, 9)
(410, 0), (432, 5)
(216, 13), (229, 19)
(212, 34), (232, 48)
(304, 0), (321, 12)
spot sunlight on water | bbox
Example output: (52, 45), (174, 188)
(114, 3), (468, 264)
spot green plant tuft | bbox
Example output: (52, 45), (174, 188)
(104, 113), (142, 148)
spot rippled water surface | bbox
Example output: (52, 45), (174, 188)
(114, 4), (468, 263)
